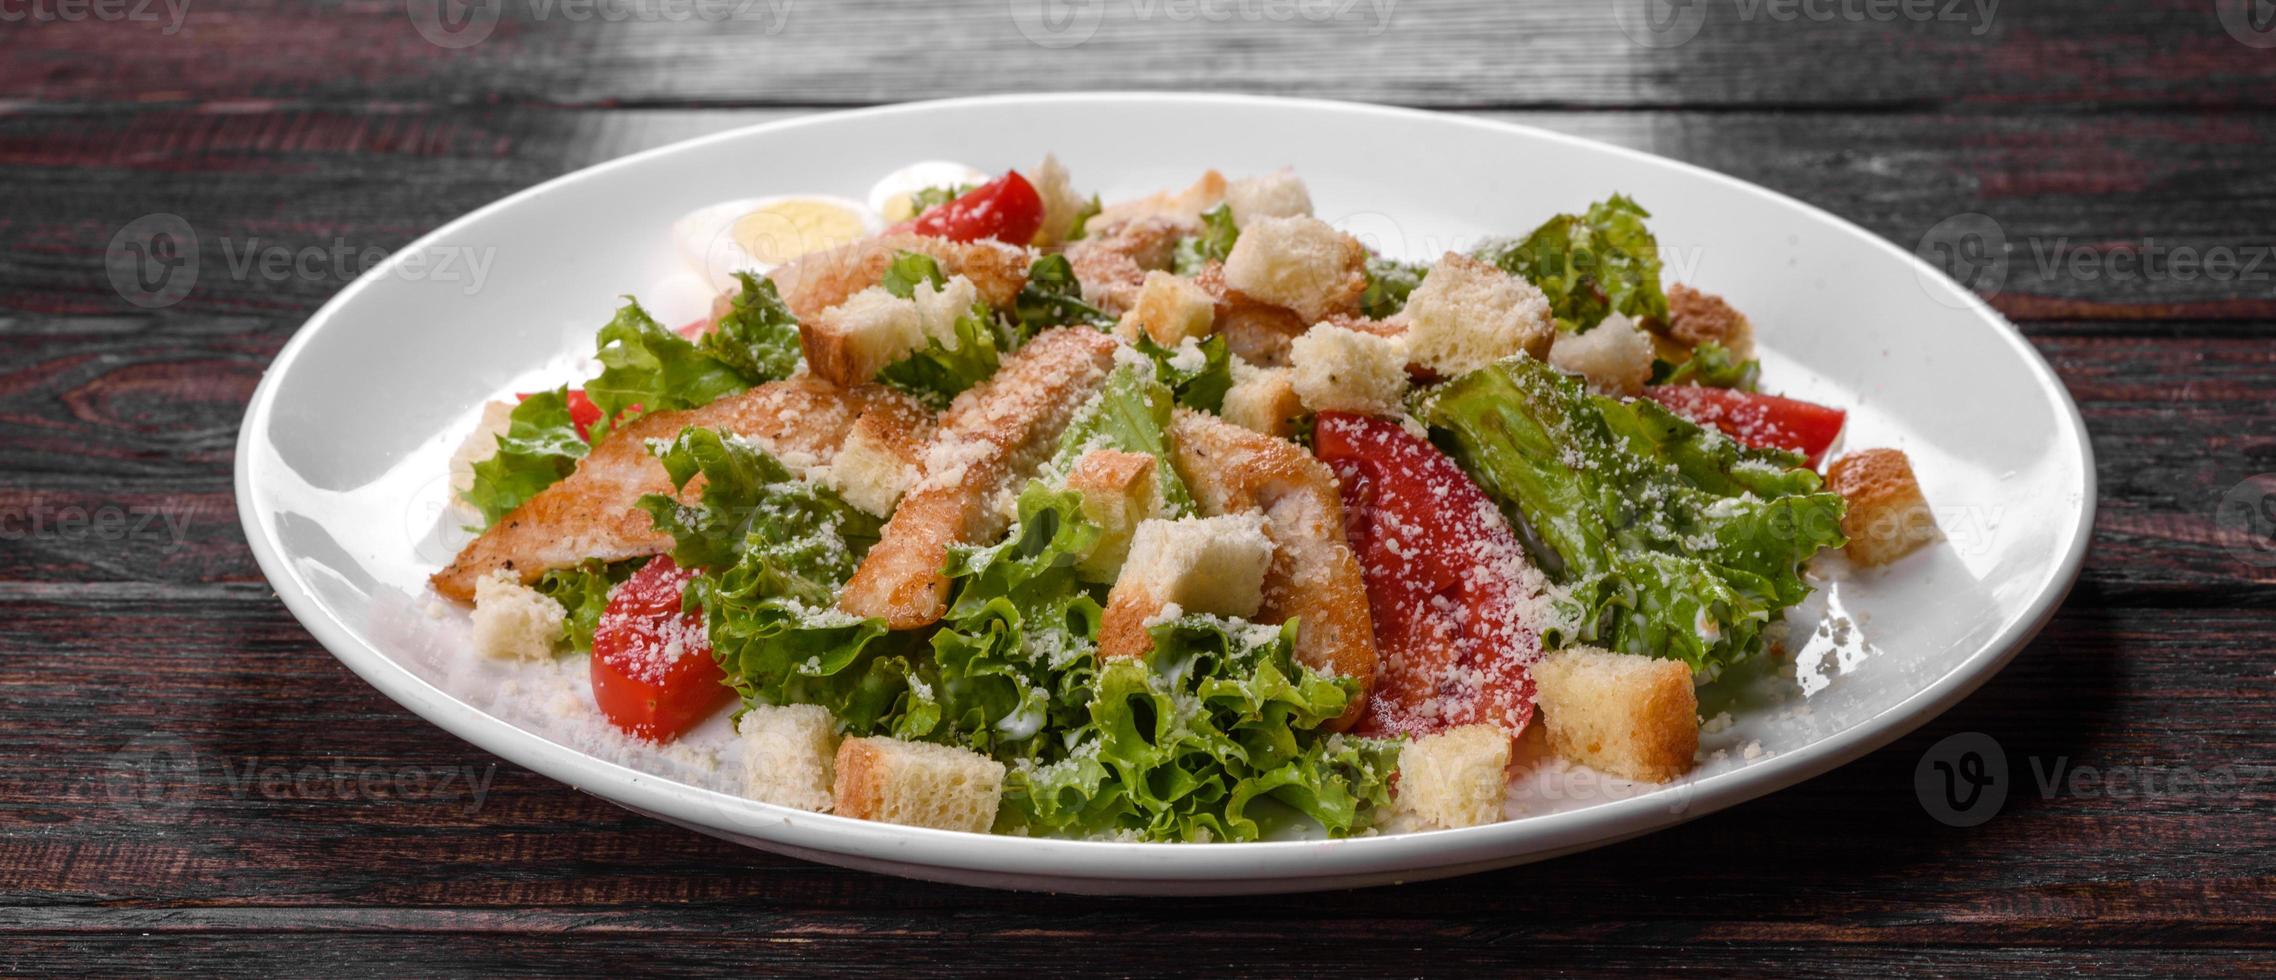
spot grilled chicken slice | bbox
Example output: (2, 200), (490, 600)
(1163, 408), (1378, 729)
(767, 233), (1030, 322)
(1065, 215), (1193, 316)
(431, 379), (928, 602)
(836, 327), (1121, 630)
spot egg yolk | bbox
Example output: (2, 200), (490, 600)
(730, 199), (868, 265)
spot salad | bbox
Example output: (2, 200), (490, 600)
(432, 158), (1942, 841)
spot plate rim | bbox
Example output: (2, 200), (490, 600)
(233, 92), (2097, 886)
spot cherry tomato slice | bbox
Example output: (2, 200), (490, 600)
(590, 556), (733, 742)
(1642, 386), (1846, 466)
(1315, 412), (1541, 739)
(899, 171), (1045, 245)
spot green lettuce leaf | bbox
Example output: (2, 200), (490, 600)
(908, 183), (975, 215)
(1650, 340), (1760, 391)
(461, 387), (588, 526)
(879, 297), (1002, 407)
(587, 298), (753, 427)
(1066, 194), (1103, 241)
(532, 559), (635, 655)
(1012, 253), (1114, 339)
(1133, 333), (1234, 414)
(1476, 194), (1669, 333)
(879, 250), (947, 300)
(1171, 204), (1240, 275)
(699, 273), (805, 384)
(1360, 255), (1429, 319)
(1004, 615), (1401, 842)
(1421, 354), (1845, 677)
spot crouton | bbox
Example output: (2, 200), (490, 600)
(1547, 312), (1654, 396)
(1221, 215), (1368, 323)
(470, 571), (566, 662)
(1225, 168), (1313, 226)
(1289, 322), (1410, 416)
(1532, 647), (1697, 783)
(1396, 724), (1513, 830)
(1401, 253), (1554, 377)
(831, 736), (1006, 833)
(1096, 512), (1276, 658)
(1666, 283), (1756, 360)
(1220, 361), (1306, 438)
(1066, 449), (1163, 582)
(912, 274), (980, 345)
(447, 399), (516, 499)
(737, 703), (839, 812)
(801, 287), (924, 386)
(1030, 152), (1087, 247)
(1826, 448), (1939, 566)
(820, 418), (922, 518)
(1116, 270), (1218, 346)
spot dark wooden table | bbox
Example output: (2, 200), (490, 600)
(5, 2), (2274, 975)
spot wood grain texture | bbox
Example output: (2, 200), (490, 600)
(3, 6), (2274, 974)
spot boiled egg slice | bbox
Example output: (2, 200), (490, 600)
(867, 160), (990, 224)
(673, 195), (880, 292)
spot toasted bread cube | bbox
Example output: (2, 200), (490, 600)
(447, 399), (517, 500)
(821, 421), (921, 518)
(1402, 252), (1554, 376)
(1031, 152), (1087, 247)
(912, 274), (981, 346)
(1067, 449), (1163, 582)
(1123, 512), (1273, 618)
(1116, 271), (1219, 346)
(1534, 647), (1698, 783)
(737, 703), (840, 812)
(1221, 215), (1368, 322)
(1398, 725), (1513, 830)
(831, 736), (1006, 833)
(1666, 283), (1756, 360)
(1220, 361), (1305, 438)
(1547, 312), (1654, 396)
(1826, 448), (1939, 566)
(470, 571), (566, 662)
(801, 286), (924, 385)
(1225, 168), (1314, 225)
(1290, 322), (1410, 416)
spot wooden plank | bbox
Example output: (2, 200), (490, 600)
(2, 0), (2272, 109)
(2, 107), (2273, 320)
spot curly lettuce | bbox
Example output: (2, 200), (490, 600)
(532, 559), (634, 654)
(1476, 194), (1668, 333)
(876, 251), (1003, 406)
(1171, 204), (1240, 275)
(1133, 333), (1234, 414)
(1651, 340), (1760, 390)
(1012, 253), (1114, 338)
(1421, 354), (1845, 677)
(699, 272), (806, 384)
(587, 300), (752, 426)
(462, 387), (588, 526)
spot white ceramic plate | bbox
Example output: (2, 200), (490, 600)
(235, 94), (2093, 895)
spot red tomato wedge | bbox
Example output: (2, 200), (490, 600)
(1643, 386), (1846, 465)
(590, 556), (733, 742)
(898, 171), (1045, 245)
(1314, 412), (1542, 739)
